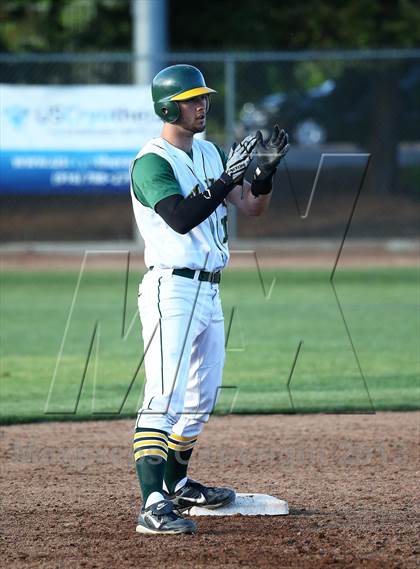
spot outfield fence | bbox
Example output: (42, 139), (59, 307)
(1, 49), (419, 243)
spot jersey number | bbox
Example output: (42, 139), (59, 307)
(221, 215), (228, 243)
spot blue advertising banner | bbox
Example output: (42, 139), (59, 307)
(0, 85), (161, 194)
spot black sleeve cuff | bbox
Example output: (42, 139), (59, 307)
(219, 171), (234, 187)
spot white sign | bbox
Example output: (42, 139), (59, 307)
(0, 85), (162, 192)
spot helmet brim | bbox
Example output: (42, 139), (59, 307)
(169, 86), (217, 101)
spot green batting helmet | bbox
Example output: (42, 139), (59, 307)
(151, 64), (216, 123)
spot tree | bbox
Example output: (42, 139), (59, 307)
(170, 0), (420, 51)
(0, 0), (131, 52)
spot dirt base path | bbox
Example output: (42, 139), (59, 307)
(1, 413), (419, 569)
(1, 243), (419, 271)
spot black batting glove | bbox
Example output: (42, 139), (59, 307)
(254, 125), (290, 181)
(250, 125), (290, 197)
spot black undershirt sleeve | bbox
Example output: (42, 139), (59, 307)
(155, 173), (234, 234)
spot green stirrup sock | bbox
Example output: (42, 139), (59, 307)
(135, 455), (167, 504)
(133, 428), (169, 504)
(164, 447), (194, 494)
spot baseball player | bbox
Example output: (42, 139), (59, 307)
(130, 64), (289, 535)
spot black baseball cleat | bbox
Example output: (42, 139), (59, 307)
(169, 479), (236, 512)
(136, 499), (197, 535)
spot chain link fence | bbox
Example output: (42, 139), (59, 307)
(1, 50), (419, 242)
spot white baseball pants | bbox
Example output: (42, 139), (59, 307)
(135, 268), (225, 438)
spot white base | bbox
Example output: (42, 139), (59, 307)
(188, 493), (289, 516)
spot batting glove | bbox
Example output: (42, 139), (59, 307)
(254, 125), (290, 180)
(224, 134), (258, 184)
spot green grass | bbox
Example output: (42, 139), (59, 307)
(0, 267), (419, 424)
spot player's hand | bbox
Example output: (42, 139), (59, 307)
(225, 134), (258, 184)
(254, 125), (289, 180)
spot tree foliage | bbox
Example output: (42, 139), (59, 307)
(0, 0), (131, 52)
(170, 0), (420, 51)
(0, 0), (419, 53)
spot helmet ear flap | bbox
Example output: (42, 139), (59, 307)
(154, 100), (179, 123)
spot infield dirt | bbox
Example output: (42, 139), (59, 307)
(1, 413), (419, 569)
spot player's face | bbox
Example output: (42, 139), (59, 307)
(177, 95), (209, 133)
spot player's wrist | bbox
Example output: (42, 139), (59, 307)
(250, 169), (275, 197)
(203, 172), (235, 199)
(219, 171), (235, 187)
